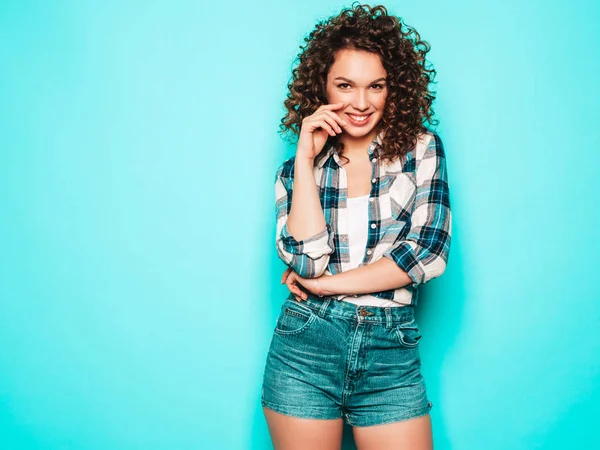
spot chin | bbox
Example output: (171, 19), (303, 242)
(345, 128), (374, 138)
(346, 121), (381, 137)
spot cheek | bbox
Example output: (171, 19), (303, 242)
(326, 92), (343, 104)
(375, 93), (387, 110)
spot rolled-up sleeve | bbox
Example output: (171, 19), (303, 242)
(275, 160), (334, 278)
(382, 132), (452, 286)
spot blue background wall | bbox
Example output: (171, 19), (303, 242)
(1, 1), (598, 448)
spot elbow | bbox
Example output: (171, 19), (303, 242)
(421, 235), (451, 284)
(410, 228), (452, 285)
(418, 256), (448, 285)
(382, 241), (450, 287)
(276, 244), (332, 278)
(275, 222), (334, 278)
(296, 255), (331, 278)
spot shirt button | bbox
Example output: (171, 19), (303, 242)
(370, 223), (376, 229)
(366, 249), (372, 255)
(372, 158), (377, 163)
(371, 178), (377, 183)
(369, 197), (374, 202)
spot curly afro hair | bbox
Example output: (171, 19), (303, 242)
(279, 2), (438, 164)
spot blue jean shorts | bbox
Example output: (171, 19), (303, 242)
(261, 293), (433, 427)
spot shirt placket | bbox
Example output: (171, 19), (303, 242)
(363, 143), (381, 266)
(332, 151), (348, 275)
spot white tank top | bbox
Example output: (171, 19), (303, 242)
(342, 194), (405, 307)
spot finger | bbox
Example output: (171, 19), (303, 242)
(294, 290), (307, 301)
(313, 111), (342, 134)
(281, 267), (291, 284)
(320, 111), (346, 133)
(291, 280), (308, 300)
(323, 110), (348, 129)
(287, 279), (307, 300)
(288, 280), (303, 297)
(285, 276), (297, 292)
(317, 102), (345, 111)
(305, 116), (337, 136)
(320, 118), (338, 137)
(288, 272), (308, 294)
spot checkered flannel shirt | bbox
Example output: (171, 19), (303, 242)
(274, 130), (452, 306)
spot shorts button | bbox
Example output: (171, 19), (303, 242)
(359, 309), (368, 316)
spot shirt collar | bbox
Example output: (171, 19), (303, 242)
(316, 129), (385, 169)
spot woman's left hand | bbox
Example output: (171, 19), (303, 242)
(281, 267), (325, 301)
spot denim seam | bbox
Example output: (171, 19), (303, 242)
(301, 304), (414, 324)
(261, 399), (342, 420)
(274, 313), (317, 336)
(346, 403), (432, 427)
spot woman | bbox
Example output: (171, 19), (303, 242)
(261, 3), (452, 449)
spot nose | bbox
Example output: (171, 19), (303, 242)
(351, 88), (370, 111)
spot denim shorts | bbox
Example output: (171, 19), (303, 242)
(261, 293), (433, 427)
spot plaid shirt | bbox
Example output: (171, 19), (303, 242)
(274, 130), (452, 306)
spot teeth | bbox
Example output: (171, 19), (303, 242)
(349, 114), (369, 122)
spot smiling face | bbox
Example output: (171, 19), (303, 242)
(325, 48), (388, 141)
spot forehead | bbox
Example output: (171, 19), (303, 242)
(327, 48), (386, 80)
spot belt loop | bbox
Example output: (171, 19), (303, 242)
(384, 307), (392, 328)
(318, 298), (330, 317)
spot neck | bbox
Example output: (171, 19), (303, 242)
(339, 127), (380, 161)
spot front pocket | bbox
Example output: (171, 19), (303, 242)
(274, 302), (316, 335)
(393, 319), (422, 348)
(387, 171), (416, 222)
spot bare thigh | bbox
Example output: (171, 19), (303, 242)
(352, 413), (432, 450)
(263, 406), (344, 450)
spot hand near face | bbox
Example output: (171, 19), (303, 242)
(296, 102), (348, 161)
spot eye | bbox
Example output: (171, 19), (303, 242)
(371, 83), (385, 90)
(337, 83), (351, 89)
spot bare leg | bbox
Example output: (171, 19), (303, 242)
(263, 406), (345, 450)
(352, 413), (432, 450)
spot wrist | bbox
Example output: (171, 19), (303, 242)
(317, 274), (337, 296)
(294, 155), (315, 167)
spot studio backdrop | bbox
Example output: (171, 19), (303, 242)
(0, 1), (598, 449)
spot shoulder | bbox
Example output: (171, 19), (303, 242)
(416, 129), (446, 160)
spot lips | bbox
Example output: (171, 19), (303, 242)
(346, 113), (372, 127)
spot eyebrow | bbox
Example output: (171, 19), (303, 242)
(333, 76), (387, 84)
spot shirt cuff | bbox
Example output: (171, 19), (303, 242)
(382, 242), (425, 286)
(280, 222), (333, 259)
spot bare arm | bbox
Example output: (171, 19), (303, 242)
(275, 103), (348, 279)
(286, 156), (327, 241)
(282, 257), (412, 301)
(317, 257), (413, 296)
(275, 161), (333, 279)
